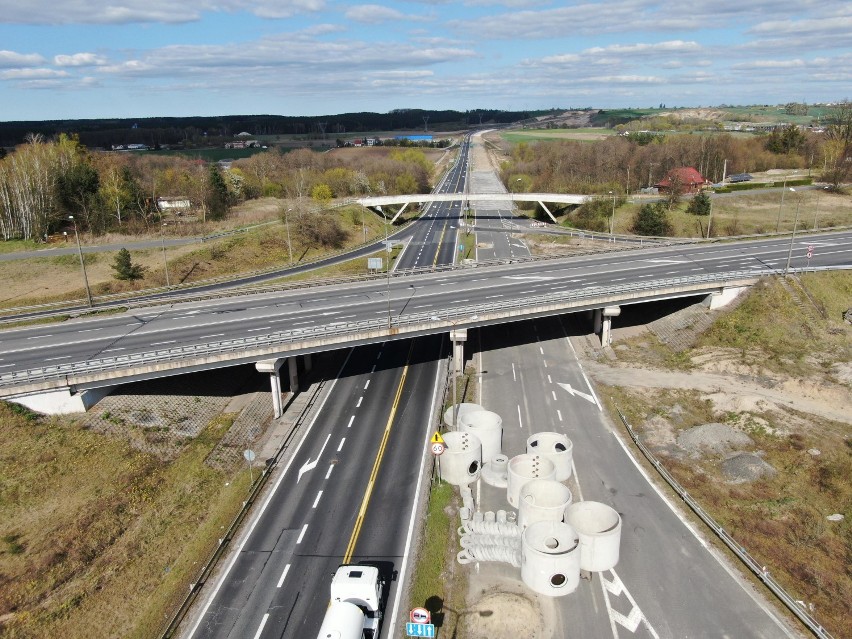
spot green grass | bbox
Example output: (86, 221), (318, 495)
(408, 481), (457, 611)
(0, 238), (41, 253)
(0, 403), (252, 639)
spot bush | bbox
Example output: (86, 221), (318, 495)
(632, 202), (673, 236)
(294, 214), (348, 249)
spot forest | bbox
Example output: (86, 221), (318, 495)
(0, 134), (437, 241)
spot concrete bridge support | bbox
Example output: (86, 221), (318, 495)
(450, 329), (467, 376)
(597, 306), (621, 346)
(256, 358), (286, 418)
(705, 286), (749, 310)
(8, 386), (113, 415)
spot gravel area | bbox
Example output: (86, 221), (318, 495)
(721, 452), (777, 483)
(676, 422), (754, 456)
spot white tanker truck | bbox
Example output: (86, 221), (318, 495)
(316, 564), (385, 639)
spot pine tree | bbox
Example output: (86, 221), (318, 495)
(112, 248), (145, 280)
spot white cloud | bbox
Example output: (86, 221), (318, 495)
(0, 68), (69, 79)
(584, 40), (702, 56)
(345, 4), (407, 24)
(0, 0), (326, 25)
(54, 53), (108, 66)
(0, 50), (45, 68)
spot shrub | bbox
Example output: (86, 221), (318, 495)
(632, 202), (673, 236)
(111, 248), (146, 281)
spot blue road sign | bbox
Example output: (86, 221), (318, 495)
(406, 622), (436, 637)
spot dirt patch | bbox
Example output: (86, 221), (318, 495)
(461, 589), (548, 639)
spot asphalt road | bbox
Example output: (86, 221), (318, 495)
(476, 316), (795, 638)
(183, 137), (471, 639)
(1, 230), (850, 380)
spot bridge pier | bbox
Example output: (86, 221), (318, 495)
(596, 306), (621, 346)
(256, 358), (286, 418)
(450, 329), (467, 375)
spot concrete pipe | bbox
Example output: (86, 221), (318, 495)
(507, 454), (556, 508)
(521, 520), (581, 597)
(439, 431), (482, 486)
(564, 501), (622, 572)
(526, 431), (573, 481)
(518, 479), (573, 530)
(443, 403), (485, 429)
(459, 409), (503, 465)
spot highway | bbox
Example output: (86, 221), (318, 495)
(182, 137), (471, 638)
(474, 316), (794, 637)
(0, 231), (850, 386)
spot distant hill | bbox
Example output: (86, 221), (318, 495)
(0, 109), (552, 149)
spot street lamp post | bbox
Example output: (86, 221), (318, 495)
(284, 208), (293, 263)
(608, 191), (616, 239)
(68, 215), (92, 307)
(813, 186), (829, 230)
(160, 223), (170, 288)
(784, 188), (802, 275)
(706, 194), (714, 239)
(775, 174), (799, 232)
(378, 206), (391, 329)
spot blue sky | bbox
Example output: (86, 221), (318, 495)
(0, 0), (849, 120)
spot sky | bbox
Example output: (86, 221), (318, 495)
(0, 0), (850, 121)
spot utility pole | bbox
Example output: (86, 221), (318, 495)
(68, 215), (92, 307)
(423, 116), (430, 132)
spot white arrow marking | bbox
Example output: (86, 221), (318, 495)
(558, 383), (597, 404)
(298, 433), (332, 483)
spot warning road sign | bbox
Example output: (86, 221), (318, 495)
(430, 432), (445, 445)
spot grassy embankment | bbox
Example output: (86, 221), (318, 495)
(0, 404), (251, 638)
(601, 272), (851, 636)
(0, 202), (418, 312)
(406, 360), (478, 637)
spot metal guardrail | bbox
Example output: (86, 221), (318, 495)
(614, 406), (834, 639)
(0, 270), (762, 389)
(158, 377), (328, 639)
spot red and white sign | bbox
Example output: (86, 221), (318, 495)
(411, 608), (431, 624)
(430, 442), (446, 456)
(807, 245), (814, 259)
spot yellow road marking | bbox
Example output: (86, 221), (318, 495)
(342, 341), (414, 563)
(432, 222), (448, 267)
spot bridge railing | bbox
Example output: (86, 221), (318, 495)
(0, 269), (764, 389)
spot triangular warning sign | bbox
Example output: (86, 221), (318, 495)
(430, 431), (445, 445)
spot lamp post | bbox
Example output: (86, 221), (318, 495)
(378, 206), (392, 329)
(813, 186), (828, 230)
(706, 194), (714, 239)
(432, 314), (478, 428)
(68, 215), (92, 307)
(775, 174), (799, 232)
(784, 188), (802, 275)
(160, 223), (170, 288)
(608, 191), (616, 239)
(284, 207), (293, 263)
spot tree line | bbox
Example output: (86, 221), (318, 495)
(0, 135), (439, 241)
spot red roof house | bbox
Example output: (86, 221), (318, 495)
(655, 167), (710, 194)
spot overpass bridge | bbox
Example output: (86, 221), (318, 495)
(0, 267), (757, 407)
(355, 192), (590, 223)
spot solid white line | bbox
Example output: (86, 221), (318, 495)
(312, 491), (323, 509)
(150, 340), (176, 346)
(296, 524), (308, 544)
(325, 464), (334, 479)
(185, 349), (353, 639)
(276, 564), (291, 588)
(102, 347), (125, 352)
(356, 396), (363, 407)
(246, 327), (271, 332)
(252, 613), (269, 639)
(364, 379), (370, 389)
(337, 437), (346, 452)
(28, 335), (51, 339)
(387, 346), (445, 634)
(347, 415), (354, 428)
